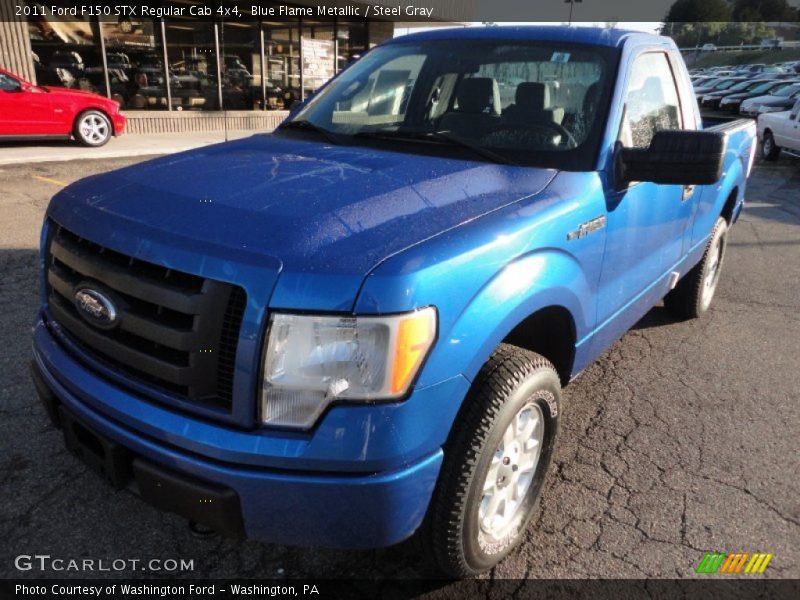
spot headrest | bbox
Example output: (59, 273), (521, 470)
(515, 82), (549, 111)
(641, 77), (665, 102)
(456, 77), (500, 114)
(583, 82), (600, 112)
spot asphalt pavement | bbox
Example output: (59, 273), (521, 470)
(0, 130), (254, 166)
(0, 152), (798, 587)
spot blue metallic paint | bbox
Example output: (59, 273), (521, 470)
(33, 341), (441, 548)
(33, 26), (755, 549)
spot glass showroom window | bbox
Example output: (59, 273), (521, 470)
(28, 17), (105, 93)
(301, 20), (335, 100)
(336, 20), (368, 71)
(163, 18), (219, 111)
(99, 17), (166, 110)
(264, 19), (301, 109)
(219, 21), (260, 110)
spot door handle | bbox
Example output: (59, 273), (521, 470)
(682, 185), (696, 201)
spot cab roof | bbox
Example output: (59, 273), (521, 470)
(387, 25), (671, 50)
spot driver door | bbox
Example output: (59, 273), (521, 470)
(0, 73), (59, 135)
(593, 50), (687, 347)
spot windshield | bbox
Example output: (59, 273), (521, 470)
(728, 81), (753, 92)
(776, 84), (800, 97)
(714, 79), (740, 90)
(751, 81), (781, 93)
(283, 40), (619, 170)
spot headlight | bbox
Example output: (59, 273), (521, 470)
(760, 106), (783, 113)
(260, 308), (437, 429)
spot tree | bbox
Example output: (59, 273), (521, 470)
(731, 0), (797, 21)
(664, 0), (731, 23)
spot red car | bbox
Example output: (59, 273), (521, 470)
(0, 67), (126, 146)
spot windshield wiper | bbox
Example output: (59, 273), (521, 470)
(353, 128), (518, 166)
(418, 130), (520, 166)
(277, 120), (346, 145)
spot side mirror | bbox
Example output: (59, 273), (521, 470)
(615, 130), (727, 186)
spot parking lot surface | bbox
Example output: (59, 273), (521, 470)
(0, 154), (798, 584)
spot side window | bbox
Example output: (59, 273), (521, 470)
(790, 100), (800, 121)
(0, 73), (20, 92)
(619, 52), (682, 148)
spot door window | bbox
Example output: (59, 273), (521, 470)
(790, 99), (800, 121)
(0, 73), (20, 91)
(619, 52), (682, 148)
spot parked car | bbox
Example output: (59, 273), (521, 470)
(740, 82), (800, 116)
(719, 79), (795, 111)
(701, 78), (772, 109)
(695, 77), (746, 100)
(30, 26), (755, 577)
(701, 43), (717, 52)
(735, 63), (767, 75)
(0, 67), (125, 146)
(758, 98), (800, 159)
(754, 84), (800, 115)
(760, 37), (784, 50)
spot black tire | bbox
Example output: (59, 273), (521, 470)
(761, 131), (781, 161)
(420, 344), (560, 577)
(73, 110), (112, 147)
(664, 216), (728, 319)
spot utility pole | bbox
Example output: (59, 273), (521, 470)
(565, 0), (583, 26)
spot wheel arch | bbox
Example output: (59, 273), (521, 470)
(721, 186), (739, 225)
(501, 305), (576, 386)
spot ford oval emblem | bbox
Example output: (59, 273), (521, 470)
(74, 288), (118, 329)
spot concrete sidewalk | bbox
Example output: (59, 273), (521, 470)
(0, 130), (256, 166)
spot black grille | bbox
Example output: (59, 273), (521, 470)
(45, 223), (247, 411)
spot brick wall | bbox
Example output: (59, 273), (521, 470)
(122, 111), (290, 134)
(0, 0), (35, 82)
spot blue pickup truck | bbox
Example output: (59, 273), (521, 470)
(31, 26), (756, 576)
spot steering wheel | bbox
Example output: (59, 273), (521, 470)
(490, 120), (578, 149)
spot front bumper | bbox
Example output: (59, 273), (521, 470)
(32, 319), (446, 549)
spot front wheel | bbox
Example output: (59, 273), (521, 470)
(761, 131), (781, 161)
(421, 344), (560, 577)
(73, 110), (112, 147)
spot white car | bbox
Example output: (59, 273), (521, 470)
(741, 82), (800, 116)
(757, 99), (800, 160)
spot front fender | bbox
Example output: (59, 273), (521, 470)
(355, 172), (604, 389)
(425, 249), (589, 385)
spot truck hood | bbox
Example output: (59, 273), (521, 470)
(49, 134), (556, 310)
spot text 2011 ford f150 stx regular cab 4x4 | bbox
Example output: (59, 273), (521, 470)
(31, 27), (756, 576)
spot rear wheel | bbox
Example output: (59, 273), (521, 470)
(73, 110), (112, 147)
(664, 216), (728, 319)
(761, 131), (781, 161)
(421, 344), (560, 577)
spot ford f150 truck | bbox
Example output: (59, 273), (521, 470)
(31, 27), (756, 576)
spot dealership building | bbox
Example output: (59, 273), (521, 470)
(0, 0), (466, 133)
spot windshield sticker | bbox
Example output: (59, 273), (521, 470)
(551, 52), (571, 63)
